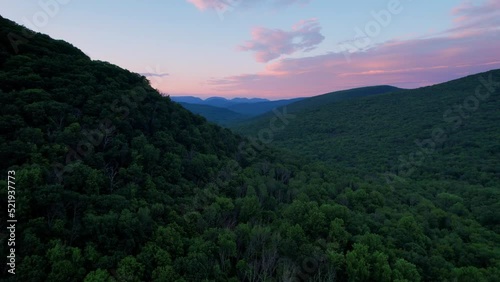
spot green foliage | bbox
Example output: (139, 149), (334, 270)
(83, 269), (116, 282)
(116, 256), (144, 282)
(392, 259), (421, 282)
(346, 243), (370, 281)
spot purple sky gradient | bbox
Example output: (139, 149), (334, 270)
(1, 0), (499, 99)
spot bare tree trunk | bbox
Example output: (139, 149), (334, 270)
(105, 163), (118, 192)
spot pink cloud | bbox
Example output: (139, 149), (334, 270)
(186, 0), (310, 11)
(238, 19), (325, 63)
(186, 0), (233, 10)
(206, 0), (500, 98)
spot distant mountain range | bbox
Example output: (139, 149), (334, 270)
(174, 86), (401, 127)
(170, 96), (304, 125)
(170, 96), (269, 107)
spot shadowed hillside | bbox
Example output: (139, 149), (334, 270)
(178, 102), (250, 126)
(232, 85), (402, 129)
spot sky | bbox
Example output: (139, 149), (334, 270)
(1, 0), (499, 99)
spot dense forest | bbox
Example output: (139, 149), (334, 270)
(231, 71), (500, 279)
(1, 15), (499, 281)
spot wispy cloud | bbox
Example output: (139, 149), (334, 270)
(444, 0), (500, 37)
(238, 19), (325, 63)
(207, 0), (500, 98)
(452, 0), (500, 22)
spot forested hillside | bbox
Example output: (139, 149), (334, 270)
(234, 69), (500, 278)
(225, 98), (305, 117)
(233, 71), (500, 187)
(1, 15), (499, 282)
(232, 85), (402, 131)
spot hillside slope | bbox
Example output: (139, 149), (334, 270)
(232, 85), (401, 130)
(235, 72), (500, 182)
(235, 70), (500, 234)
(285, 85), (402, 113)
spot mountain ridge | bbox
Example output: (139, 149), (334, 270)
(171, 95), (305, 126)
(232, 85), (402, 130)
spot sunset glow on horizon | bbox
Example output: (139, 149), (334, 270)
(2, 0), (499, 99)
